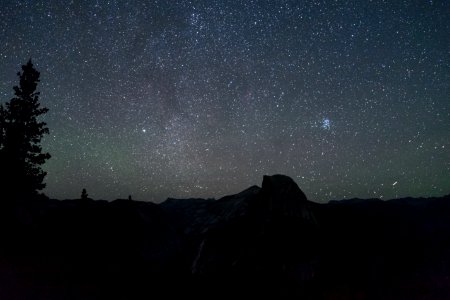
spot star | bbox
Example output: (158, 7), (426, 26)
(321, 118), (331, 131)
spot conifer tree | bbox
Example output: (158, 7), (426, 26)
(81, 188), (88, 200)
(0, 60), (50, 198)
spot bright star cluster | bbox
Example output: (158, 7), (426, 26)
(0, 1), (449, 202)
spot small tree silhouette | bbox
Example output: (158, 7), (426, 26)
(81, 188), (88, 200)
(0, 59), (50, 198)
(128, 195), (132, 201)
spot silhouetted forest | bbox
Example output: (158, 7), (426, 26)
(1, 62), (450, 299)
(0, 174), (450, 299)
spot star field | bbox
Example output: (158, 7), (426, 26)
(0, 0), (449, 202)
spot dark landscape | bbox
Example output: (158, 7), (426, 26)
(1, 1), (449, 299)
(1, 174), (450, 299)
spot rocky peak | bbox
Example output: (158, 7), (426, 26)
(261, 174), (307, 202)
(259, 174), (313, 221)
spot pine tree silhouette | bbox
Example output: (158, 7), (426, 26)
(81, 188), (88, 200)
(0, 59), (50, 198)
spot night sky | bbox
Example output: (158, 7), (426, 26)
(0, 1), (449, 202)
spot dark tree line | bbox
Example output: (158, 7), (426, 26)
(0, 60), (50, 199)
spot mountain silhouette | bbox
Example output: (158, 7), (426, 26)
(0, 174), (450, 299)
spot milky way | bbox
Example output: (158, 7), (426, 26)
(0, 1), (449, 202)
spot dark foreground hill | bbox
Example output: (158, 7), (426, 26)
(0, 174), (449, 299)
